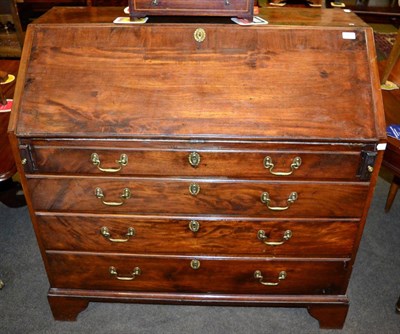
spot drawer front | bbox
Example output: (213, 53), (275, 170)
(37, 215), (359, 257)
(46, 252), (349, 295)
(132, 0), (251, 12)
(269, 0), (321, 6)
(25, 145), (364, 181)
(28, 178), (369, 218)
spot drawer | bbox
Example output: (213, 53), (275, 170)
(46, 252), (349, 295)
(22, 143), (365, 181)
(37, 214), (358, 257)
(268, 0), (322, 6)
(130, 0), (252, 17)
(28, 177), (369, 218)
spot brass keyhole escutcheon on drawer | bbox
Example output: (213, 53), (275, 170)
(109, 266), (141, 281)
(263, 156), (302, 176)
(95, 187), (131, 206)
(91, 153), (128, 173)
(190, 259), (201, 270)
(257, 230), (292, 246)
(189, 183), (201, 196)
(101, 226), (135, 243)
(188, 152), (201, 167)
(261, 191), (298, 211)
(189, 220), (200, 232)
(194, 28), (206, 43)
(254, 270), (287, 286)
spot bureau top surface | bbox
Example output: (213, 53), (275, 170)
(11, 7), (385, 142)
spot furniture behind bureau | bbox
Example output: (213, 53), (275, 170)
(8, 7), (386, 329)
(0, 60), (26, 208)
(380, 31), (400, 213)
(128, 0), (254, 19)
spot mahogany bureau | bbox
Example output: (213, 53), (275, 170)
(8, 7), (386, 329)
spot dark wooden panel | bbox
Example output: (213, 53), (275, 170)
(132, 0), (250, 11)
(383, 143), (400, 176)
(37, 214), (359, 257)
(130, 0), (253, 19)
(30, 6), (368, 27)
(0, 60), (19, 180)
(46, 252), (350, 294)
(27, 177), (369, 217)
(27, 143), (364, 180)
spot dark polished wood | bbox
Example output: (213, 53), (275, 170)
(0, 60), (19, 181)
(20, 141), (367, 180)
(47, 295), (89, 321)
(32, 6), (369, 27)
(267, 0), (322, 8)
(380, 50), (400, 212)
(16, 0), (87, 29)
(37, 215), (359, 257)
(0, 60), (26, 207)
(26, 177), (369, 217)
(129, 0), (254, 20)
(46, 252), (350, 294)
(47, 289), (349, 321)
(378, 32), (400, 314)
(336, 0), (400, 26)
(89, 0), (128, 5)
(307, 304), (349, 329)
(8, 7), (386, 329)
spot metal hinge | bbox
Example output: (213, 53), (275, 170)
(357, 150), (377, 181)
(19, 144), (37, 172)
